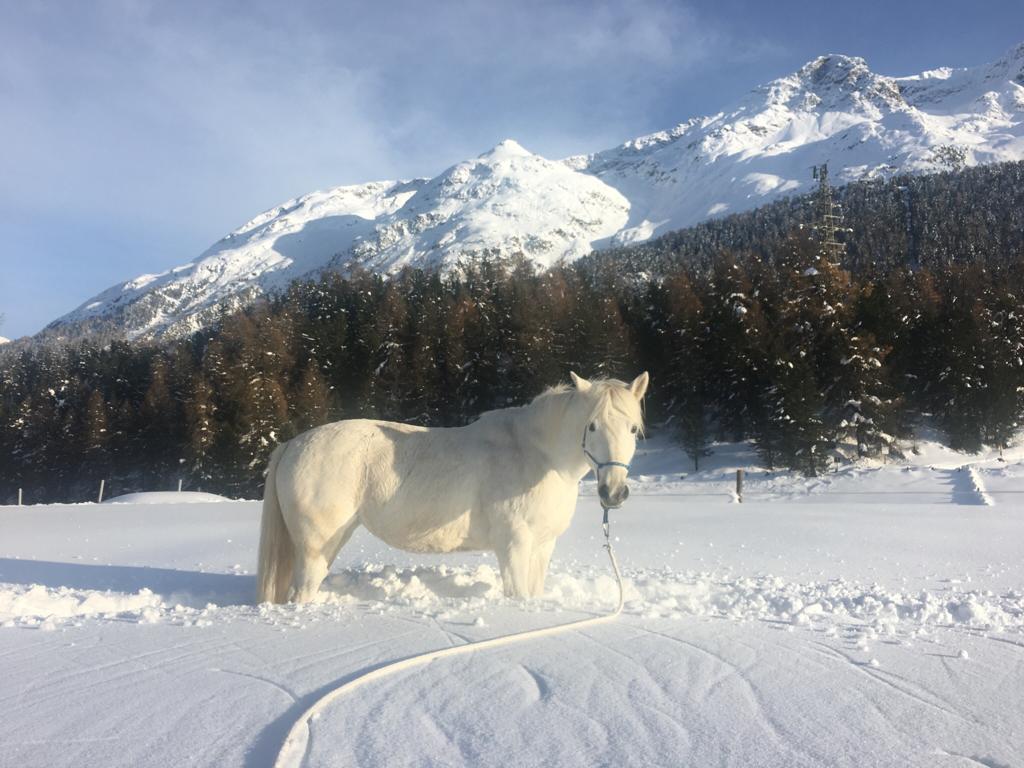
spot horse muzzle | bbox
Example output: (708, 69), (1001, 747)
(598, 482), (629, 509)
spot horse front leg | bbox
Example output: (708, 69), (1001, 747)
(494, 526), (533, 598)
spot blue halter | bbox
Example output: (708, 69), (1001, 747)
(582, 425), (631, 473)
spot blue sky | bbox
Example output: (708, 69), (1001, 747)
(1, 0), (1022, 339)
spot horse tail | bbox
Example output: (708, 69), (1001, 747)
(257, 443), (293, 604)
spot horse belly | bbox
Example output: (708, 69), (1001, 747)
(357, 426), (491, 554)
(363, 508), (485, 554)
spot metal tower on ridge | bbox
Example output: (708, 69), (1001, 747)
(812, 163), (846, 263)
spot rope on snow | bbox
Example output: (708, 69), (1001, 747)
(273, 509), (624, 768)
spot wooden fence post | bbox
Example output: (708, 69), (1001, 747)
(736, 469), (744, 503)
(97, 479), (105, 504)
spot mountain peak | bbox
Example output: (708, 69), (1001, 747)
(800, 53), (869, 76)
(1003, 40), (1024, 63)
(793, 53), (887, 97)
(480, 138), (533, 161)
(755, 52), (904, 112)
(990, 40), (1024, 81)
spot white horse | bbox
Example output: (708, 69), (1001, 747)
(256, 371), (648, 603)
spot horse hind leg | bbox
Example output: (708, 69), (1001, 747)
(324, 518), (361, 565)
(289, 517), (361, 603)
(528, 538), (556, 597)
(289, 550), (329, 603)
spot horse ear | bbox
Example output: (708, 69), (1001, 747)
(570, 371), (592, 392)
(629, 371), (649, 400)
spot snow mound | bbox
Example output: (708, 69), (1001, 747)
(0, 583), (165, 629)
(5, 563), (1021, 637)
(102, 491), (235, 505)
(315, 565), (1024, 634)
(629, 571), (1024, 632)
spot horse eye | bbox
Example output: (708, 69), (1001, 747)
(588, 422), (596, 432)
(631, 425), (638, 434)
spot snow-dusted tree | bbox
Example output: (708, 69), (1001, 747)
(653, 272), (712, 471)
(437, 284), (482, 423)
(974, 271), (1024, 452)
(567, 274), (632, 381)
(83, 389), (110, 456)
(138, 356), (183, 482)
(703, 254), (771, 443)
(399, 271), (447, 424)
(290, 358), (332, 433)
(930, 266), (992, 452)
(184, 373), (217, 485)
(815, 261), (901, 459)
(239, 321), (293, 473)
(237, 370), (289, 471)
(765, 236), (835, 474)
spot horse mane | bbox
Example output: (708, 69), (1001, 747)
(471, 376), (644, 436)
(531, 377), (645, 430)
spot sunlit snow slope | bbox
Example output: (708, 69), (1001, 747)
(46, 43), (1024, 340)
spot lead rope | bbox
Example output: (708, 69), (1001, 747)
(272, 505), (624, 768)
(601, 503), (625, 614)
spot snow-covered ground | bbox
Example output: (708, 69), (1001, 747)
(102, 491), (238, 505)
(2, 437), (1023, 767)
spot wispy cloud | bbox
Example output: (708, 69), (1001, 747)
(0, 0), (779, 336)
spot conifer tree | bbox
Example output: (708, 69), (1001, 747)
(703, 254), (769, 443)
(291, 359), (332, 433)
(769, 236), (831, 474)
(814, 257), (901, 458)
(139, 356), (181, 482)
(657, 273), (712, 470)
(184, 373), (217, 485)
(973, 272), (1024, 452)
(83, 388), (110, 467)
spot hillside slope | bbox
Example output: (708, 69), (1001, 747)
(45, 43), (1024, 340)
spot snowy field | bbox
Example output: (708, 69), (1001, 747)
(2, 437), (1023, 767)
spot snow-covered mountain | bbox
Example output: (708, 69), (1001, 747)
(570, 44), (1024, 241)
(46, 43), (1024, 340)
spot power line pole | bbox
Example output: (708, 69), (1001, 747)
(812, 163), (846, 264)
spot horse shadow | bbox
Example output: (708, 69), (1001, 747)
(0, 558), (255, 608)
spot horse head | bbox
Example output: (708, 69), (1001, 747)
(571, 371), (648, 508)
